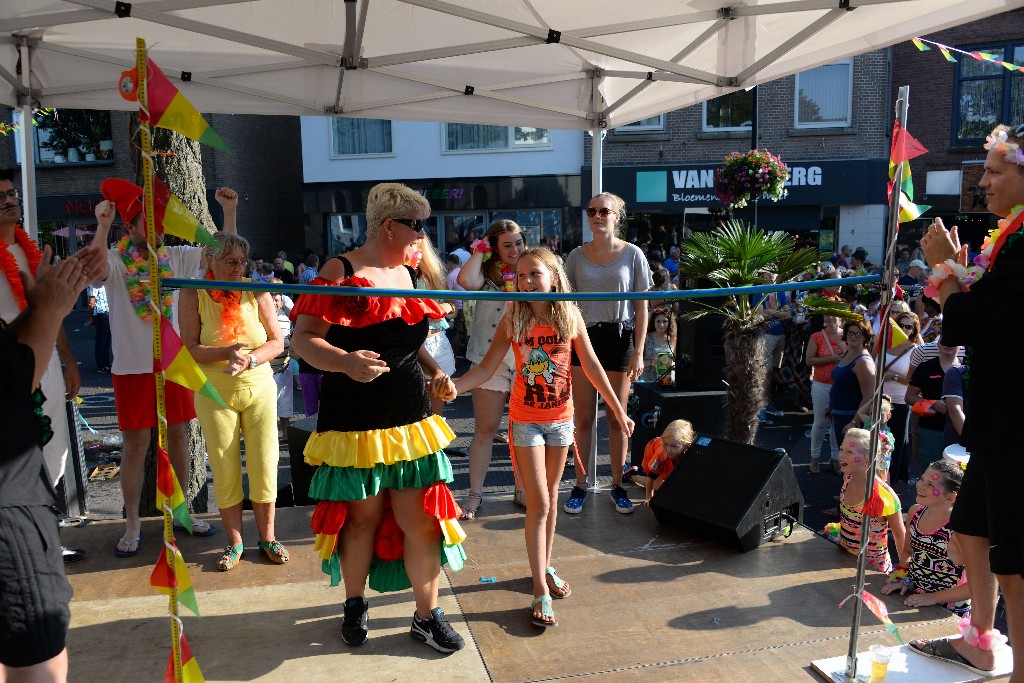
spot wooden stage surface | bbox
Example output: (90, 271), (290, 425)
(62, 490), (1007, 683)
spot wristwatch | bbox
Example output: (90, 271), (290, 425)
(247, 353), (259, 370)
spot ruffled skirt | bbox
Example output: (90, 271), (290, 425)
(304, 414), (466, 592)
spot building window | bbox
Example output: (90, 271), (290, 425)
(13, 109), (114, 165)
(794, 60), (852, 128)
(443, 124), (551, 152)
(616, 115), (665, 133)
(703, 91), (753, 131)
(331, 118), (393, 156)
(954, 43), (1024, 145)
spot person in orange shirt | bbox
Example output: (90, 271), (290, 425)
(631, 419), (694, 505)
(453, 247), (633, 629)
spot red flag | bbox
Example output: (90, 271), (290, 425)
(164, 634), (205, 682)
(891, 121), (928, 165)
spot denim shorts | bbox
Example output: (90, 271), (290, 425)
(511, 420), (575, 448)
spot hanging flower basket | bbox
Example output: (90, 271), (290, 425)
(714, 149), (790, 209)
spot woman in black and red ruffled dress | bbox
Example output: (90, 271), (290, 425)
(291, 183), (467, 654)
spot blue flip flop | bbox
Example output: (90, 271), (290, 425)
(114, 531), (143, 558)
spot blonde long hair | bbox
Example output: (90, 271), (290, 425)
(415, 237), (447, 291)
(504, 247), (578, 343)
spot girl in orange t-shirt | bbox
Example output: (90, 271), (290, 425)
(633, 419), (694, 505)
(453, 247), (634, 629)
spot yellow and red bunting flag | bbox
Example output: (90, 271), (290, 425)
(839, 589), (905, 645)
(158, 316), (227, 407)
(156, 445), (193, 532)
(118, 58), (228, 152)
(153, 175), (218, 247)
(150, 540), (201, 618)
(888, 121), (930, 223)
(164, 634), (205, 683)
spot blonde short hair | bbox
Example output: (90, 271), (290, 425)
(365, 183), (430, 237)
(662, 419), (695, 446)
(204, 232), (250, 266)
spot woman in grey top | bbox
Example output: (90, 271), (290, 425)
(562, 192), (652, 515)
(456, 220), (527, 519)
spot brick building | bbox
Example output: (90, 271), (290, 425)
(0, 111), (304, 262)
(891, 7), (1024, 253)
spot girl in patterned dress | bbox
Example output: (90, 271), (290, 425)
(882, 459), (970, 616)
(829, 428), (907, 573)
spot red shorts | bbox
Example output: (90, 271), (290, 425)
(113, 372), (197, 431)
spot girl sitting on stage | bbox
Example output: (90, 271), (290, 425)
(881, 459), (971, 616)
(453, 247), (634, 629)
(827, 428), (907, 574)
(630, 419), (694, 506)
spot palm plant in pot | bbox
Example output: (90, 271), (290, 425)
(677, 220), (857, 444)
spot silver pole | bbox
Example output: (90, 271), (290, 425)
(840, 84), (910, 682)
(17, 37), (38, 240)
(585, 72), (606, 493)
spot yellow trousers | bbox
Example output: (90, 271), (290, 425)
(195, 373), (280, 508)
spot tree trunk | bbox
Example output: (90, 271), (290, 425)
(720, 317), (768, 444)
(130, 117), (213, 516)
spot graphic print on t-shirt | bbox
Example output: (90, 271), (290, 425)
(511, 325), (573, 423)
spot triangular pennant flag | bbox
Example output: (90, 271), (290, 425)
(153, 175), (218, 247)
(898, 192), (929, 223)
(149, 542), (201, 617)
(859, 589), (905, 645)
(164, 634), (205, 683)
(891, 121), (928, 165)
(119, 59), (229, 151)
(938, 47), (957, 63)
(911, 38), (929, 51)
(1003, 61), (1017, 71)
(886, 317), (909, 348)
(159, 316), (227, 407)
(156, 446), (193, 531)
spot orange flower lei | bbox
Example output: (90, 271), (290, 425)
(204, 270), (246, 342)
(0, 226), (43, 311)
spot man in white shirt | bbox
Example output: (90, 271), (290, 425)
(90, 179), (238, 557)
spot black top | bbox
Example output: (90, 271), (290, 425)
(315, 257), (431, 433)
(910, 357), (949, 432)
(0, 328), (58, 508)
(942, 230), (1024, 451)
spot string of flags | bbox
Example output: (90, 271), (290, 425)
(0, 108), (57, 136)
(913, 37), (1024, 73)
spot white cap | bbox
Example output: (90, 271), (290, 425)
(909, 259), (929, 270)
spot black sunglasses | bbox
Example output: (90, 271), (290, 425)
(585, 207), (616, 217)
(391, 217), (425, 232)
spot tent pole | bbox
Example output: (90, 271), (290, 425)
(836, 84), (910, 683)
(17, 37), (38, 241)
(585, 70), (605, 493)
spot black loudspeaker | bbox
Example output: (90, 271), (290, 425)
(675, 309), (725, 391)
(630, 384), (726, 468)
(285, 414), (319, 507)
(649, 435), (803, 552)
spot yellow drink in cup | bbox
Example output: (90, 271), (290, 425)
(869, 644), (892, 681)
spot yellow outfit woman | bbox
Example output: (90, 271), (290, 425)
(194, 288), (279, 508)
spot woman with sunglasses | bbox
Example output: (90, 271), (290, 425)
(563, 193), (653, 515)
(881, 311), (922, 483)
(828, 317), (877, 446)
(291, 183), (465, 652)
(456, 219), (527, 519)
(179, 233), (287, 571)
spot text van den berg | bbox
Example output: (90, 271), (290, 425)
(671, 166), (823, 189)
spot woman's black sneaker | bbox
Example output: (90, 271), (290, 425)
(410, 607), (465, 653)
(341, 597), (368, 645)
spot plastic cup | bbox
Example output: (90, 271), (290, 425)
(869, 644), (892, 682)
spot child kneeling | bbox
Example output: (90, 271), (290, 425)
(632, 419), (694, 506)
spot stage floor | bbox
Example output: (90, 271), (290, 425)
(62, 488), (1009, 683)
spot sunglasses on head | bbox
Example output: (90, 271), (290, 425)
(391, 217), (425, 232)
(585, 207), (616, 217)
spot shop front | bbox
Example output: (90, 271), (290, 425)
(583, 158), (889, 252)
(36, 193), (105, 258)
(303, 174), (582, 259)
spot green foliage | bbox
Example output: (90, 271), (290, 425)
(36, 109), (112, 156)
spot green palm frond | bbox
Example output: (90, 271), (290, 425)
(801, 293), (862, 321)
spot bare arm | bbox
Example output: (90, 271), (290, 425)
(55, 327), (81, 399)
(214, 187), (238, 235)
(91, 200), (116, 282)
(453, 316), (512, 394)
(178, 288), (238, 365)
(456, 250), (486, 291)
(885, 487), (908, 566)
(851, 357), (877, 416)
(253, 291), (284, 363)
(629, 296), (648, 382)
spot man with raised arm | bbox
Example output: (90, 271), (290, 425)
(91, 180), (238, 558)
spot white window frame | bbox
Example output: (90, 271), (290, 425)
(701, 92), (753, 132)
(615, 115), (665, 133)
(441, 123), (552, 154)
(329, 118), (395, 159)
(793, 59), (853, 129)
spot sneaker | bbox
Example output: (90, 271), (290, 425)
(62, 546), (86, 562)
(563, 485), (587, 514)
(410, 607), (465, 653)
(341, 597), (369, 646)
(609, 485), (634, 514)
(758, 409), (774, 425)
(765, 404), (785, 417)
